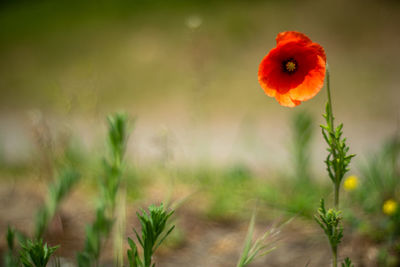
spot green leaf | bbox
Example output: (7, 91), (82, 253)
(341, 257), (354, 267)
(77, 113), (131, 266)
(19, 239), (59, 267)
(127, 204), (175, 267)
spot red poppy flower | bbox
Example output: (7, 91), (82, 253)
(258, 31), (326, 107)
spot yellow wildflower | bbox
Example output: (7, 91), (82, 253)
(343, 175), (359, 191)
(383, 199), (398, 216)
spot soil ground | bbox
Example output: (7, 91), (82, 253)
(0, 180), (380, 267)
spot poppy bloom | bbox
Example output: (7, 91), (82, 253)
(258, 31), (326, 107)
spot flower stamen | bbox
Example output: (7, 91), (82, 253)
(283, 58), (297, 74)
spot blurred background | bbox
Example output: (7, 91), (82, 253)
(0, 0), (399, 266)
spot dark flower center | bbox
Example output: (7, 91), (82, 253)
(282, 58), (297, 74)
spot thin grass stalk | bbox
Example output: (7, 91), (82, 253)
(113, 184), (127, 267)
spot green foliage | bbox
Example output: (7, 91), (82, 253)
(281, 180), (330, 218)
(357, 135), (400, 213)
(291, 110), (314, 180)
(107, 114), (129, 166)
(341, 257), (354, 267)
(59, 136), (88, 171)
(349, 135), (400, 263)
(4, 166), (78, 267)
(206, 181), (251, 220)
(256, 170), (331, 219)
(316, 68), (355, 266)
(77, 113), (130, 267)
(237, 212), (277, 267)
(4, 226), (20, 267)
(7, 226), (15, 251)
(315, 199), (344, 266)
(192, 162), (329, 220)
(321, 101), (355, 205)
(377, 247), (400, 267)
(19, 239), (59, 267)
(188, 164), (254, 221)
(127, 204), (175, 267)
(34, 168), (80, 239)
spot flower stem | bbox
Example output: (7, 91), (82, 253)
(332, 247), (338, 267)
(326, 65), (334, 129)
(334, 182), (339, 209)
(325, 64), (340, 209)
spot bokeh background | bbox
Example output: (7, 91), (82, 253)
(1, 0), (400, 266)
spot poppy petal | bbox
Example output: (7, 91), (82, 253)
(309, 43), (327, 62)
(276, 31), (312, 45)
(275, 93), (301, 107)
(289, 56), (326, 101)
(258, 77), (276, 97)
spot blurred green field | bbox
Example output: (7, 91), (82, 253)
(1, 0), (400, 113)
(1, 0), (400, 266)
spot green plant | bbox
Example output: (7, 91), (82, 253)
(353, 135), (400, 264)
(320, 71), (355, 208)
(315, 199), (343, 267)
(291, 110), (314, 181)
(341, 257), (354, 267)
(77, 113), (130, 266)
(316, 67), (355, 266)
(4, 167), (79, 267)
(127, 204), (175, 267)
(34, 168), (80, 239)
(4, 226), (20, 267)
(19, 239), (59, 267)
(237, 212), (278, 267)
(357, 135), (399, 213)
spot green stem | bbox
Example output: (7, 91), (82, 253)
(334, 182), (339, 210)
(326, 64), (340, 209)
(332, 247), (338, 267)
(326, 65), (334, 129)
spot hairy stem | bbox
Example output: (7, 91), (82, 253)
(326, 65), (340, 209)
(326, 66), (334, 129)
(332, 248), (338, 267)
(334, 182), (340, 210)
